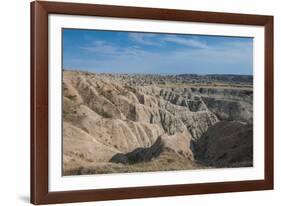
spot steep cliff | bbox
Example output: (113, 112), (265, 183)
(63, 71), (253, 175)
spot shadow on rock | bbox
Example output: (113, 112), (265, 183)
(110, 136), (164, 165)
(191, 121), (253, 168)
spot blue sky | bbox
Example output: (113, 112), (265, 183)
(63, 29), (253, 75)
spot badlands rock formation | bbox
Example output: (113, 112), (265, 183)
(192, 121), (253, 167)
(63, 70), (253, 175)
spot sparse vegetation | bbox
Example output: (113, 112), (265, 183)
(99, 110), (113, 118)
(66, 94), (77, 101)
(63, 70), (253, 176)
(63, 151), (206, 176)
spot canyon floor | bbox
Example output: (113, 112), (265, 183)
(63, 70), (253, 176)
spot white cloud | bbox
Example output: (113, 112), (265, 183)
(128, 33), (161, 46)
(81, 40), (151, 57)
(80, 40), (118, 54)
(75, 42), (252, 75)
(128, 33), (209, 49)
(76, 35), (252, 75)
(162, 36), (208, 49)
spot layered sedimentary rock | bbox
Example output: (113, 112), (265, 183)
(63, 71), (253, 175)
(192, 121), (253, 167)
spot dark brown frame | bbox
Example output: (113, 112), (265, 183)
(31, 1), (274, 204)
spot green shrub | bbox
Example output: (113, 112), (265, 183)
(66, 95), (77, 101)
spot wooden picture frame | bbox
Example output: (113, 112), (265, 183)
(31, 1), (274, 204)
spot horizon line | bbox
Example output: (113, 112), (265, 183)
(63, 68), (253, 76)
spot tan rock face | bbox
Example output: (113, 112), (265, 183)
(192, 121), (253, 167)
(63, 71), (253, 175)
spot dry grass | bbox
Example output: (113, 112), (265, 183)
(63, 151), (207, 176)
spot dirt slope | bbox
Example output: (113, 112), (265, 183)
(63, 70), (253, 175)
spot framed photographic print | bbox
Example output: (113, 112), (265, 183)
(30, 1), (274, 204)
